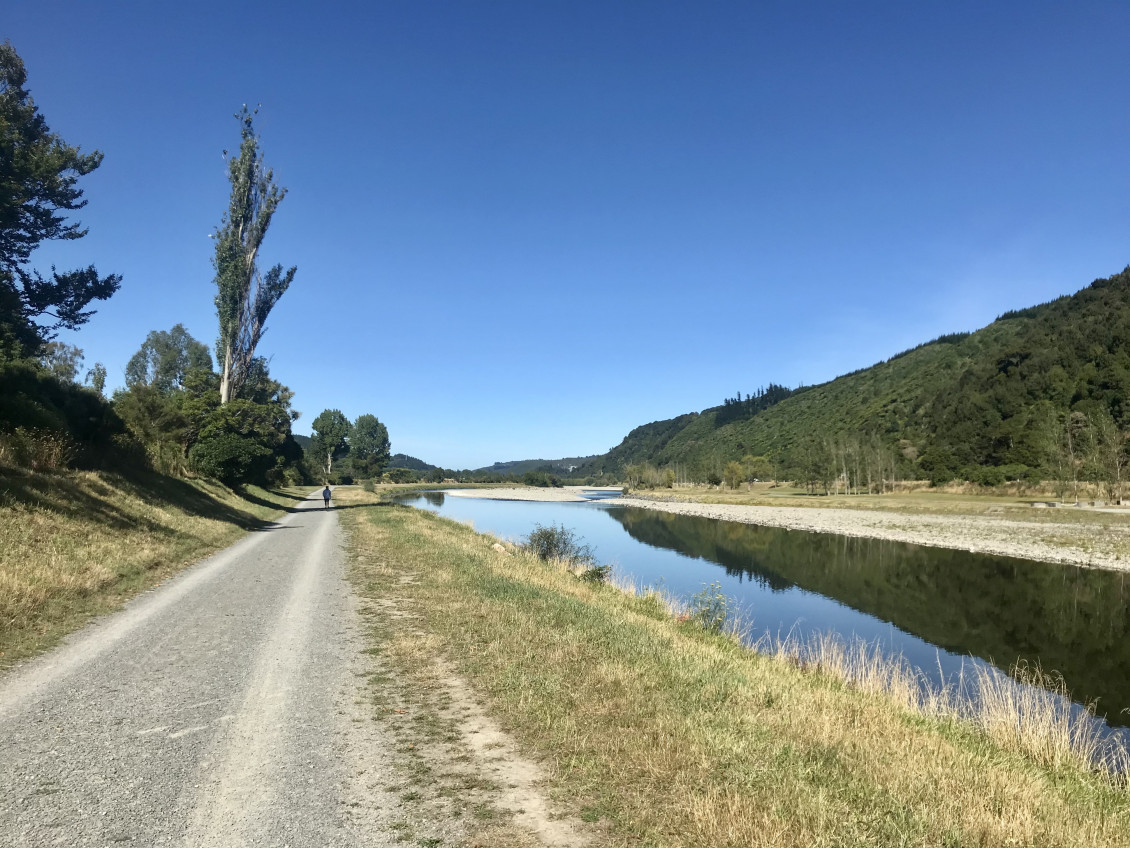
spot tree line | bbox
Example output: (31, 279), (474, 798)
(0, 42), (391, 488)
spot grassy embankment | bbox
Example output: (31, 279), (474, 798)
(340, 486), (1130, 848)
(0, 465), (302, 667)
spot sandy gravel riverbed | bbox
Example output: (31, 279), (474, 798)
(445, 486), (612, 502)
(444, 487), (1130, 571)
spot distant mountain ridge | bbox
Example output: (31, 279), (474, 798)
(474, 456), (601, 476)
(576, 265), (1130, 484)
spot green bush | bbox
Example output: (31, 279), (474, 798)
(970, 465), (1007, 487)
(0, 359), (131, 470)
(578, 563), (613, 584)
(385, 467), (417, 484)
(188, 431), (272, 485)
(522, 470), (561, 488)
(524, 524), (613, 583)
(525, 524), (595, 566)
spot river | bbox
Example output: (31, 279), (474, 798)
(397, 490), (1130, 735)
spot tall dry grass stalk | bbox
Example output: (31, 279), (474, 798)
(763, 630), (1130, 779)
(606, 553), (1129, 781)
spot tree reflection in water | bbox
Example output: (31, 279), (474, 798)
(608, 507), (1130, 726)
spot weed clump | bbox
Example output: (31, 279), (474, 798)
(524, 524), (611, 583)
(686, 581), (731, 633)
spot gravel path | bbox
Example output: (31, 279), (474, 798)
(0, 491), (397, 847)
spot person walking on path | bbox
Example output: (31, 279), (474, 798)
(322, 485), (332, 509)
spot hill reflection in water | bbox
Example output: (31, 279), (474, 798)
(608, 507), (1130, 726)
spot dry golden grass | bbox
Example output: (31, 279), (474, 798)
(0, 465), (302, 666)
(339, 489), (1130, 848)
(763, 633), (1130, 776)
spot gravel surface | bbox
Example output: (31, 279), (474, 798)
(0, 491), (399, 847)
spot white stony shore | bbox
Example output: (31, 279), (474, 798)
(444, 486), (1130, 571)
(445, 486), (613, 503)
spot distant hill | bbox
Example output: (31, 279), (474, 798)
(577, 266), (1130, 485)
(293, 433), (312, 450)
(387, 453), (436, 471)
(475, 456), (601, 476)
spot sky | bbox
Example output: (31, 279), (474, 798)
(7, 1), (1130, 469)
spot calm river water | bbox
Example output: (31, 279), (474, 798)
(398, 491), (1130, 733)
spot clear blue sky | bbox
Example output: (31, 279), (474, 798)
(8, 1), (1130, 468)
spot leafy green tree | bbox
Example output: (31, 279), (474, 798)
(1041, 408), (1090, 502)
(311, 408), (350, 477)
(39, 341), (84, 383)
(188, 399), (283, 484)
(723, 460), (744, 490)
(1091, 408), (1128, 502)
(350, 413), (390, 477)
(212, 107), (296, 404)
(85, 362), (107, 396)
(741, 454), (773, 485)
(113, 383), (190, 474)
(0, 42), (121, 359)
(797, 435), (835, 494)
(125, 324), (212, 393)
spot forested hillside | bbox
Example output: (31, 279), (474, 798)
(580, 267), (1130, 490)
(474, 455), (599, 476)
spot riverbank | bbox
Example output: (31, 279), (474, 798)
(339, 489), (1130, 847)
(445, 485), (1130, 571)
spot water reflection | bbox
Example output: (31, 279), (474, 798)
(608, 508), (1130, 726)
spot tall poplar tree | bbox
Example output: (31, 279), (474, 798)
(212, 107), (295, 404)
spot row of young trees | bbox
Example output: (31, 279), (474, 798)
(1043, 406), (1128, 502)
(623, 407), (1130, 500)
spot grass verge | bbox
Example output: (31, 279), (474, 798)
(0, 465), (303, 668)
(339, 488), (1130, 847)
